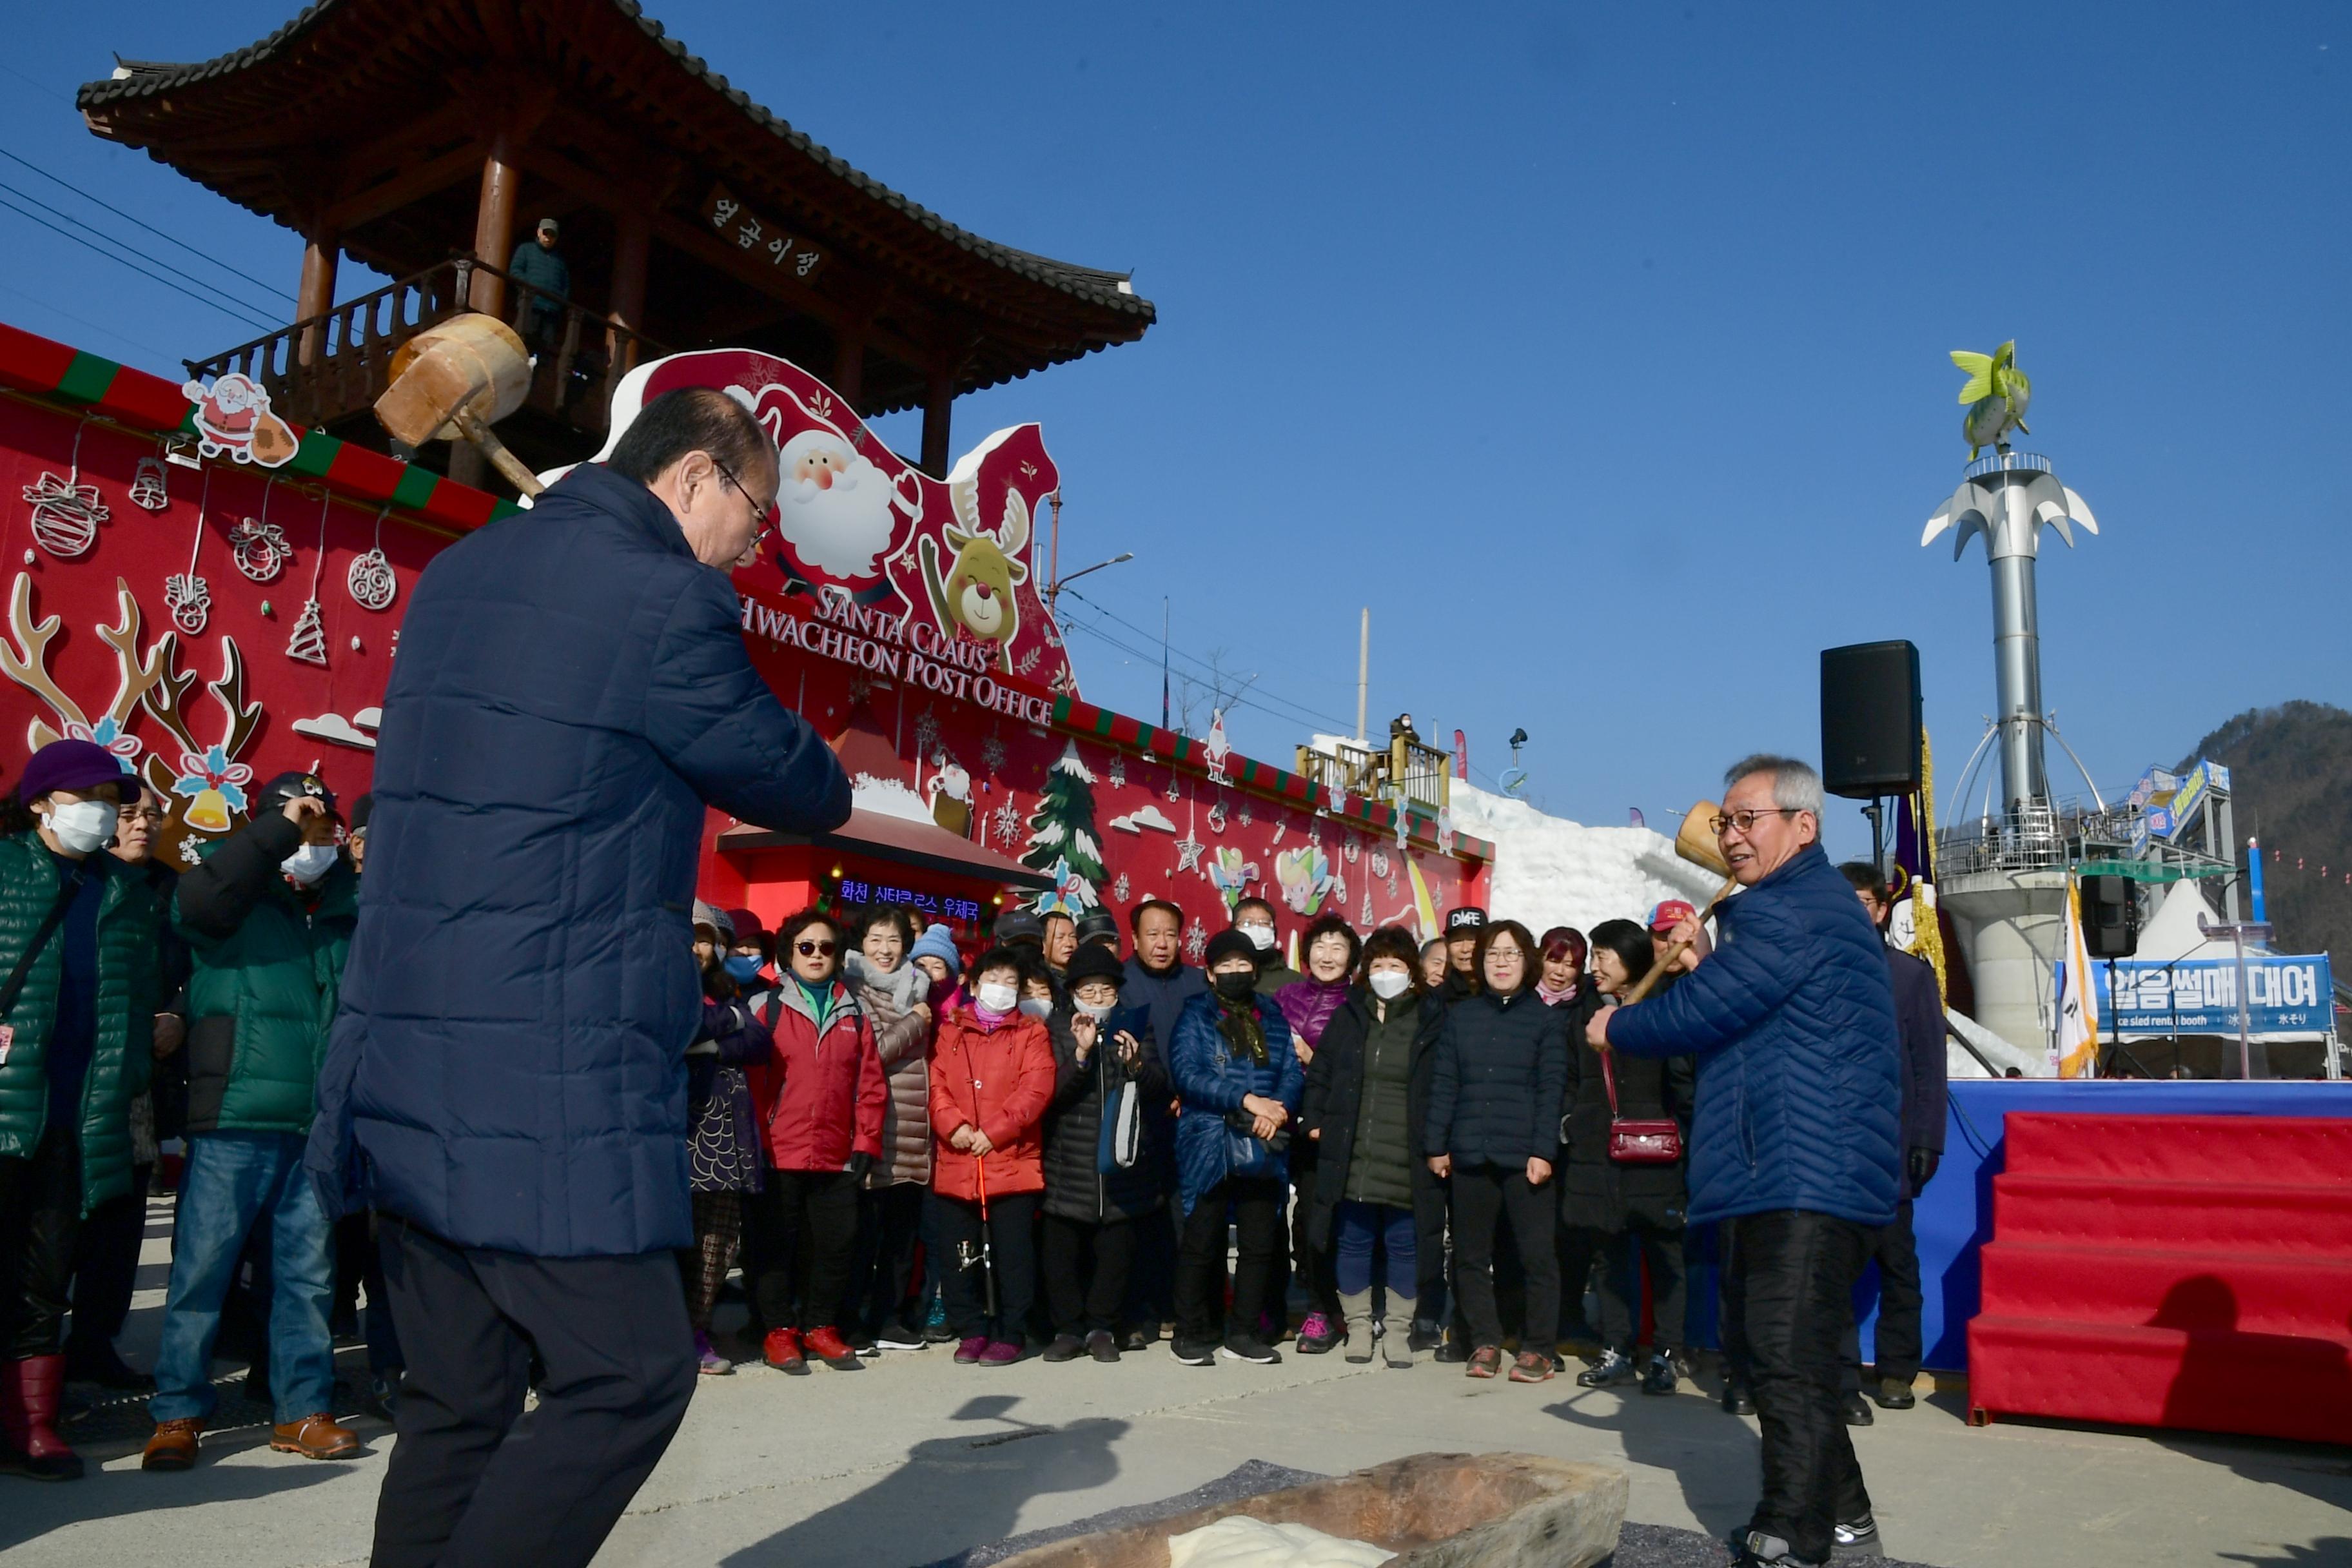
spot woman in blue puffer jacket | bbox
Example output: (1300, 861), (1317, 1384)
(1166, 929), (1304, 1367)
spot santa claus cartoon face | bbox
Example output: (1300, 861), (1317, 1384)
(775, 429), (900, 583)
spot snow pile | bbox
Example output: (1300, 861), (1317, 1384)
(1447, 778), (1724, 937)
(850, 773), (933, 824)
(1167, 1516), (1395, 1567)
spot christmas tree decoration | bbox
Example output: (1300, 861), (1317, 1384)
(1020, 740), (1104, 910)
(285, 597), (328, 665)
(129, 455), (170, 511)
(23, 420), (109, 558)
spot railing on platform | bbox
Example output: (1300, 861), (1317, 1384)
(186, 257), (663, 440)
(1936, 797), (2229, 879)
(1293, 736), (1451, 817)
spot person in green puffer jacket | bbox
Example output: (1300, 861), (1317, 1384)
(142, 772), (362, 1474)
(0, 740), (169, 1483)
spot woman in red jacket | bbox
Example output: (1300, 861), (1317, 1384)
(926, 947), (1056, 1366)
(747, 910), (887, 1374)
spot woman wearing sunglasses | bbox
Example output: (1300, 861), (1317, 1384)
(745, 912), (885, 1375)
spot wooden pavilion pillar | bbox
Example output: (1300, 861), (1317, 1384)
(921, 368), (954, 477)
(605, 206), (651, 375)
(830, 329), (865, 413)
(468, 121), (526, 317)
(294, 225), (339, 367)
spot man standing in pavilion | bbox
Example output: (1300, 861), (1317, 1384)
(309, 387), (849, 1568)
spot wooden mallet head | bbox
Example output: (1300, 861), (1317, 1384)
(374, 313), (544, 496)
(1615, 799), (1739, 1010)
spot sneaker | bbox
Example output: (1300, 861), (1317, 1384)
(1833, 1514), (1882, 1557)
(1841, 1391), (1875, 1427)
(1732, 1527), (1825, 1567)
(762, 1328), (808, 1375)
(803, 1326), (865, 1371)
(979, 1340), (1024, 1367)
(1577, 1348), (1635, 1388)
(1295, 1312), (1340, 1355)
(1433, 1339), (1469, 1364)
(1086, 1329), (1121, 1364)
(1465, 1346), (1502, 1379)
(1170, 1337), (1218, 1367)
(1640, 1353), (1677, 1396)
(1220, 1335), (1281, 1365)
(1042, 1334), (1086, 1364)
(923, 1297), (956, 1344)
(874, 1321), (927, 1352)
(695, 1331), (734, 1377)
(1406, 1322), (1442, 1355)
(1507, 1350), (1554, 1384)
(1723, 1377), (1757, 1416)
(1871, 1377), (1916, 1410)
(954, 1335), (989, 1366)
(362, 1371), (402, 1422)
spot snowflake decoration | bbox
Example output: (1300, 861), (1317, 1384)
(1206, 801), (1226, 836)
(845, 676), (872, 707)
(1238, 798), (1253, 827)
(178, 836), (203, 867)
(912, 707), (940, 757)
(1113, 872), (1131, 904)
(1184, 919), (1208, 963)
(1107, 754), (1126, 790)
(992, 795), (1023, 846)
(1174, 830), (1206, 873)
(981, 734), (1007, 774)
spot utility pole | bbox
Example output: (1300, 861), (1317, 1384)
(1160, 597), (1170, 729)
(1355, 608), (1369, 745)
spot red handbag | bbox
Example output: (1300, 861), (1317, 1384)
(1601, 1049), (1683, 1165)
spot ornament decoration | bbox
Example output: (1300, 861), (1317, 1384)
(227, 478), (289, 582)
(285, 494), (331, 665)
(1112, 871), (1131, 903)
(166, 467), (214, 636)
(1183, 919), (1208, 963)
(129, 455), (170, 512)
(23, 419), (110, 558)
(1239, 798), (1254, 827)
(347, 507), (397, 611)
(1107, 754), (1126, 790)
(1207, 801), (1227, 836)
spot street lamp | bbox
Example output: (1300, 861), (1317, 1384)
(1046, 552), (1133, 611)
(2197, 913), (2274, 1081)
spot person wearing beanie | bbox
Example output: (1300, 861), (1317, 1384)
(146, 771), (361, 1470)
(722, 907), (771, 989)
(1037, 943), (1164, 1363)
(1273, 915), (1360, 1353)
(0, 740), (170, 1482)
(908, 923), (963, 996)
(1166, 928), (1304, 1367)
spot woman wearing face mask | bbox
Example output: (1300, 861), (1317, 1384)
(682, 904), (774, 1375)
(1425, 919), (1569, 1384)
(1167, 930), (1305, 1367)
(841, 908), (932, 1353)
(744, 912), (885, 1375)
(146, 772), (360, 1470)
(1300, 925), (1429, 1368)
(1037, 944), (1165, 1363)
(1275, 915), (1358, 1353)
(926, 949), (1056, 1366)
(722, 908), (772, 990)
(0, 741), (168, 1480)
(1563, 919), (1696, 1395)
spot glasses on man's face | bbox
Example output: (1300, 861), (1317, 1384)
(711, 456), (776, 546)
(795, 939), (837, 958)
(1712, 807), (1799, 838)
(116, 806), (164, 825)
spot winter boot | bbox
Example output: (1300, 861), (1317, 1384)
(1338, 1292), (1377, 1365)
(0, 1356), (84, 1481)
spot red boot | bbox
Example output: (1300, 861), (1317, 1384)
(0, 1355), (85, 1481)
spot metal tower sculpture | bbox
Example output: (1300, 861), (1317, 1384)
(1921, 343), (2098, 814)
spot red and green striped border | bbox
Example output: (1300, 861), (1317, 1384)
(0, 322), (520, 535)
(1053, 694), (1492, 863)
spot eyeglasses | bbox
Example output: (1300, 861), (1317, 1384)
(794, 939), (837, 957)
(1712, 807), (1801, 837)
(711, 456), (776, 545)
(115, 806), (166, 824)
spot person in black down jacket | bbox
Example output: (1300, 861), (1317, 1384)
(1564, 920), (1696, 1396)
(1425, 918), (1567, 1384)
(1301, 925), (1429, 1367)
(1038, 945), (1166, 1364)
(309, 388), (850, 1568)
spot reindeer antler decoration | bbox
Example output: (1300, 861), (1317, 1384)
(1, 573), (168, 761)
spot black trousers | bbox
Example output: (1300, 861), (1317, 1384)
(926, 1190), (1037, 1344)
(1040, 1212), (1139, 1336)
(850, 1182), (926, 1334)
(0, 1128), (82, 1359)
(1587, 1218), (1687, 1355)
(371, 1216), (696, 1568)
(67, 1160), (150, 1356)
(1174, 1177), (1285, 1345)
(745, 1169), (860, 1333)
(1451, 1163), (1558, 1351)
(1732, 1210), (1873, 1563)
(1410, 1163), (1450, 1331)
(1280, 1140), (1339, 1322)
(1555, 1220), (1600, 1342)
(1841, 1200), (1923, 1387)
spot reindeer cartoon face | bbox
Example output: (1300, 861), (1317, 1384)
(941, 527), (1026, 642)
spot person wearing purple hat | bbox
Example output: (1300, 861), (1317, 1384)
(0, 739), (170, 1482)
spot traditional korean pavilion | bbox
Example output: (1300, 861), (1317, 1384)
(77, 0), (1155, 485)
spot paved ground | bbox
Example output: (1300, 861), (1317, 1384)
(5, 1200), (2347, 1567)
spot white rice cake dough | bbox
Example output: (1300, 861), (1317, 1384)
(1166, 1514), (1396, 1568)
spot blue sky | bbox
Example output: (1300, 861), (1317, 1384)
(3, 3), (2346, 858)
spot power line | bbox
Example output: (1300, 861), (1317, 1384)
(0, 144), (296, 306)
(1055, 609), (1357, 742)
(0, 173), (284, 324)
(1057, 584), (1361, 736)
(0, 191), (279, 334)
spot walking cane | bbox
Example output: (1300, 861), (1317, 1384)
(974, 1152), (999, 1322)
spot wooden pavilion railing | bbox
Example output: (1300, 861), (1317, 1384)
(186, 257), (664, 440)
(1294, 736), (1453, 815)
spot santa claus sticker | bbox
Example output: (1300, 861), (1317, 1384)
(589, 348), (1073, 688)
(179, 373), (300, 468)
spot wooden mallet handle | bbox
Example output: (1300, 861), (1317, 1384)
(1616, 872), (1740, 1006)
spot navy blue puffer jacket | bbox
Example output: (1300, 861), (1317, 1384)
(1605, 844), (1901, 1228)
(308, 464), (850, 1257)
(1425, 987), (1569, 1169)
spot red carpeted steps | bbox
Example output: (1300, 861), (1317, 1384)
(1968, 1112), (2352, 1445)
